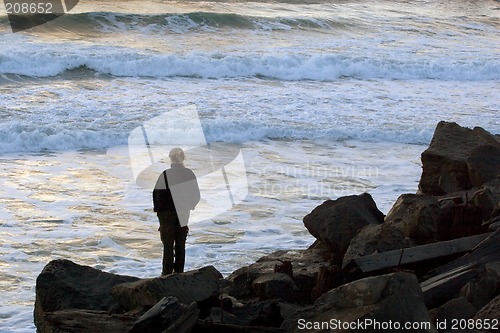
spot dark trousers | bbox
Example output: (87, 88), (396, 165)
(158, 211), (189, 275)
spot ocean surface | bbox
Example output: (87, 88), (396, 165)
(0, 0), (499, 331)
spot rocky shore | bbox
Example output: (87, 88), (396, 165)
(34, 121), (500, 333)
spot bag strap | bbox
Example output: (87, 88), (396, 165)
(163, 171), (168, 189)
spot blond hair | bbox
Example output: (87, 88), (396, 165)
(169, 147), (185, 164)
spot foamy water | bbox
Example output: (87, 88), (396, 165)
(0, 0), (498, 331)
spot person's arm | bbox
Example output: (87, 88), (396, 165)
(189, 170), (201, 210)
(152, 171), (167, 212)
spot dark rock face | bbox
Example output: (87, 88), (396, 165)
(474, 294), (500, 321)
(385, 193), (442, 244)
(35, 259), (139, 313)
(252, 273), (299, 302)
(342, 223), (414, 268)
(110, 266), (223, 312)
(34, 259), (139, 332)
(419, 121), (500, 196)
(303, 193), (384, 263)
(224, 248), (330, 305)
(281, 272), (437, 333)
(429, 297), (477, 331)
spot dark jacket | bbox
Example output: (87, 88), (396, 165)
(153, 164), (201, 213)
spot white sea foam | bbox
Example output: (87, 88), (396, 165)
(0, 140), (424, 332)
(1, 47), (498, 81)
(0, 0), (499, 331)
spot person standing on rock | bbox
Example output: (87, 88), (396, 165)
(153, 148), (201, 275)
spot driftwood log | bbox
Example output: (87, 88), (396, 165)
(43, 310), (137, 333)
(421, 230), (500, 308)
(128, 296), (199, 333)
(343, 233), (491, 273)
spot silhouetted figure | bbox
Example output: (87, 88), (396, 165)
(153, 148), (200, 275)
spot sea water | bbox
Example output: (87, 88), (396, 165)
(0, 0), (499, 331)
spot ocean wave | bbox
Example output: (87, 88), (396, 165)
(25, 11), (342, 33)
(0, 49), (498, 81)
(0, 121), (434, 154)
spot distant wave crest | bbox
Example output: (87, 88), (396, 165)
(0, 120), (434, 154)
(1, 49), (498, 81)
(48, 11), (344, 33)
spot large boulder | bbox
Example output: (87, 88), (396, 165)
(224, 248), (330, 304)
(111, 266), (223, 312)
(474, 294), (500, 322)
(34, 259), (140, 333)
(457, 268), (499, 311)
(438, 188), (497, 239)
(342, 223), (415, 268)
(429, 297), (478, 331)
(281, 272), (437, 333)
(252, 273), (299, 302)
(419, 122), (500, 196)
(303, 193), (384, 263)
(385, 193), (442, 244)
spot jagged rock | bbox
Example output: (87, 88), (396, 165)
(207, 307), (245, 326)
(474, 294), (500, 321)
(458, 268), (499, 311)
(224, 266), (263, 300)
(303, 193), (384, 264)
(429, 297), (477, 331)
(128, 296), (199, 333)
(34, 259), (140, 333)
(281, 272), (437, 333)
(111, 266), (223, 312)
(438, 188), (497, 240)
(385, 193), (442, 244)
(224, 248), (329, 304)
(252, 273), (299, 302)
(343, 223), (414, 268)
(418, 122), (500, 196)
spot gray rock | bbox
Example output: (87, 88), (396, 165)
(343, 223), (414, 268)
(303, 193), (384, 263)
(224, 266), (263, 300)
(111, 266), (223, 312)
(34, 259), (139, 333)
(385, 193), (442, 244)
(474, 294), (500, 321)
(419, 122), (500, 196)
(458, 269), (499, 311)
(252, 273), (299, 302)
(430, 297), (477, 331)
(224, 248), (330, 304)
(281, 272), (437, 333)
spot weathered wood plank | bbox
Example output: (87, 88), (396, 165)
(344, 233), (490, 273)
(420, 264), (479, 308)
(425, 229), (500, 277)
(128, 296), (199, 333)
(420, 230), (500, 308)
(44, 309), (137, 333)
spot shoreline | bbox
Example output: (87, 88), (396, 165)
(32, 121), (500, 332)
